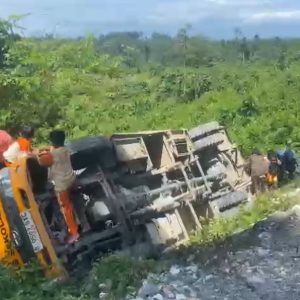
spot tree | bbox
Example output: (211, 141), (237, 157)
(232, 29), (251, 63)
(0, 17), (20, 67)
(240, 37), (251, 62)
(252, 34), (260, 56)
(177, 24), (192, 68)
(234, 27), (243, 41)
(149, 33), (173, 65)
(277, 50), (289, 70)
(144, 43), (150, 63)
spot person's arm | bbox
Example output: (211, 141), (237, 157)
(244, 157), (251, 175)
(292, 151), (298, 166)
(33, 146), (51, 155)
(37, 151), (54, 167)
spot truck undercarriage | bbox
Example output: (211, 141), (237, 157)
(0, 122), (251, 274)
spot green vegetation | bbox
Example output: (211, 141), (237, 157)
(1, 19), (300, 154)
(0, 262), (81, 300)
(0, 256), (162, 300)
(1, 16), (300, 299)
(87, 255), (163, 299)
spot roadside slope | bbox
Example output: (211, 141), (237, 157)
(126, 189), (300, 300)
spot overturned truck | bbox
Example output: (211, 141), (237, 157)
(0, 122), (251, 277)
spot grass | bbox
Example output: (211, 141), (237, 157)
(0, 255), (162, 300)
(84, 255), (164, 299)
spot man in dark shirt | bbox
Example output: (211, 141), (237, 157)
(277, 141), (298, 182)
(282, 141), (297, 180)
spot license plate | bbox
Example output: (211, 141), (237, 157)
(20, 211), (43, 253)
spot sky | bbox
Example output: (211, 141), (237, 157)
(1, 0), (300, 39)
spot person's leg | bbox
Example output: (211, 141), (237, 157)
(251, 176), (258, 195)
(57, 191), (79, 243)
(71, 192), (91, 233)
(259, 176), (267, 193)
(266, 173), (272, 190)
(278, 166), (285, 187)
(272, 175), (278, 189)
(257, 176), (263, 194)
(287, 166), (295, 180)
(253, 176), (266, 195)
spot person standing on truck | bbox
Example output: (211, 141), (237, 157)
(38, 130), (79, 244)
(245, 149), (269, 195)
(0, 130), (14, 169)
(3, 126), (35, 166)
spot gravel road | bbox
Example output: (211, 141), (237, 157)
(126, 205), (300, 300)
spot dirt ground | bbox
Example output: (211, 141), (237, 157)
(128, 204), (300, 300)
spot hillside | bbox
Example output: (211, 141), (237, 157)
(1, 20), (300, 155)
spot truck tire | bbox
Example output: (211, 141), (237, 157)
(67, 136), (117, 170)
(193, 133), (224, 152)
(189, 122), (222, 141)
(212, 191), (248, 213)
(206, 159), (226, 177)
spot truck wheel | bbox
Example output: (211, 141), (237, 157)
(206, 158), (226, 177)
(189, 122), (222, 141)
(67, 136), (116, 170)
(210, 191), (248, 214)
(193, 133), (225, 152)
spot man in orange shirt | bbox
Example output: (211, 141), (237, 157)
(17, 126), (34, 152)
(3, 126), (34, 166)
(0, 130), (14, 168)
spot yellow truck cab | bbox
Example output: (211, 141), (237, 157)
(0, 157), (66, 278)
